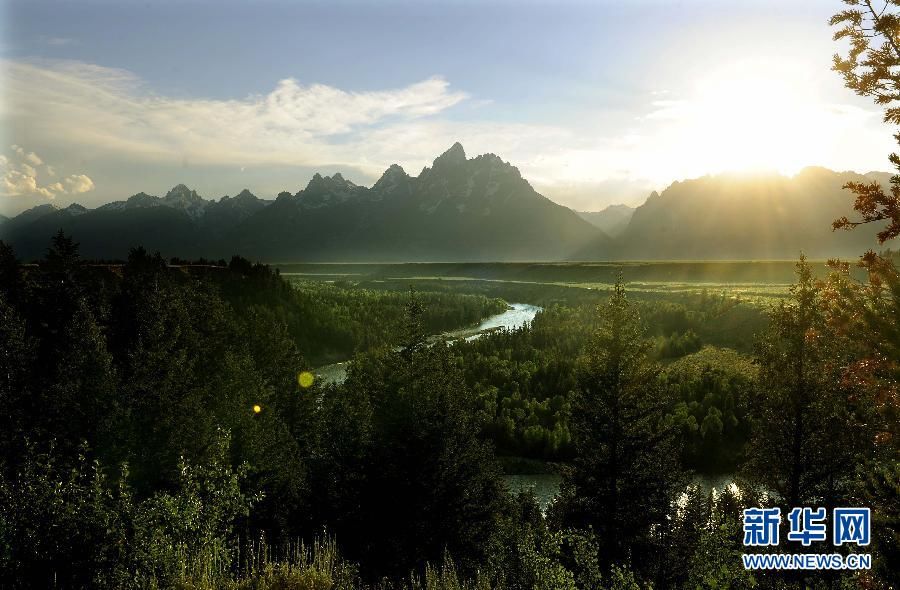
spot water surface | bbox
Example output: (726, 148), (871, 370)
(503, 473), (562, 512)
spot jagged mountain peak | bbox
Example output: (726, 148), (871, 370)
(305, 172), (356, 194)
(432, 142), (467, 169)
(164, 184), (203, 203)
(2, 143), (605, 261)
(383, 163), (407, 176)
(126, 192), (161, 208)
(474, 152), (502, 163)
(297, 172), (364, 210)
(64, 203), (88, 216)
(374, 164), (409, 187)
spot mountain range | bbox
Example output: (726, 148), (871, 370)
(576, 167), (895, 260)
(0, 144), (893, 261)
(0, 144), (601, 261)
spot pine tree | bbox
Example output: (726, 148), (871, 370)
(832, 1), (900, 244)
(552, 277), (685, 577)
(746, 256), (870, 508)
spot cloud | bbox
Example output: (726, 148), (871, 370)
(2, 168), (56, 199)
(3, 59), (470, 172)
(65, 174), (94, 193)
(3, 59), (632, 203)
(1, 145), (95, 201)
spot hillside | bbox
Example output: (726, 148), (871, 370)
(577, 204), (635, 237)
(575, 168), (895, 260)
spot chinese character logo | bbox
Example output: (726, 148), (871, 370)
(743, 507), (781, 546)
(833, 508), (870, 546)
(787, 507), (827, 546)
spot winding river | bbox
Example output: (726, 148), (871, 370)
(314, 302), (542, 385)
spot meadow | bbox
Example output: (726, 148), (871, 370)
(277, 259), (863, 305)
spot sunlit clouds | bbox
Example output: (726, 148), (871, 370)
(3, 59), (469, 169)
(1, 144), (94, 202)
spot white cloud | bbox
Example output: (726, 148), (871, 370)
(2, 169), (56, 199)
(1, 145), (95, 201)
(2, 59), (470, 171)
(65, 174), (94, 194)
(7, 146), (45, 170)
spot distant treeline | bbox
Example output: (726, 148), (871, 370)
(275, 259), (873, 285)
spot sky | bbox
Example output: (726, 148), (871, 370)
(1, 0), (897, 216)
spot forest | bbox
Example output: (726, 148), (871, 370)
(0, 229), (897, 589)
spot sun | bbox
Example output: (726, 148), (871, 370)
(654, 61), (838, 180)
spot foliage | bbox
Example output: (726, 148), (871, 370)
(309, 298), (505, 579)
(282, 277), (506, 364)
(550, 278), (687, 581)
(0, 432), (250, 589)
(2, 232), (897, 588)
(832, 1), (900, 244)
(668, 350), (754, 472)
(449, 291), (764, 463)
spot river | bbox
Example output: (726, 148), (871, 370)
(313, 302), (542, 385)
(504, 473), (743, 514)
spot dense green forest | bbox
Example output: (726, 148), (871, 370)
(450, 294), (764, 465)
(1, 231), (897, 589)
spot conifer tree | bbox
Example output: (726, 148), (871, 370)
(553, 277), (685, 577)
(746, 256), (870, 508)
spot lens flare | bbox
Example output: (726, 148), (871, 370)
(297, 371), (315, 388)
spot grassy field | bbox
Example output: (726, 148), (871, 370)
(276, 260), (857, 305)
(275, 260), (861, 282)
